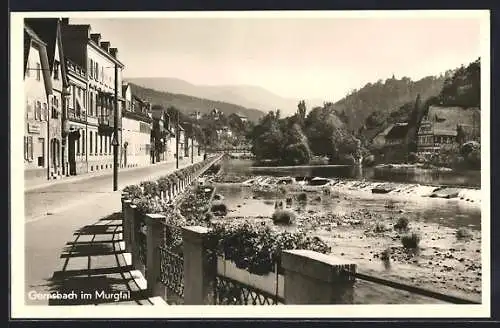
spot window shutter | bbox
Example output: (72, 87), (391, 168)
(28, 136), (33, 160)
(43, 103), (48, 120)
(34, 101), (38, 120)
(26, 100), (33, 119)
(24, 136), (28, 160)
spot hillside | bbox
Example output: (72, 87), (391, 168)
(126, 77), (323, 117)
(332, 75), (446, 138)
(128, 83), (265, 122)
(438, 58), (480, 108)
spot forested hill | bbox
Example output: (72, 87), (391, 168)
(128, 83), (265, 122)
(438, 58), (480, 108)
(332, 75), (446, 134)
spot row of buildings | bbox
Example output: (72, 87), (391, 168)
(24, 18), (201, 184)
(372, 105), (481, 154)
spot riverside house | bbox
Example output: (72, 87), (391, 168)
(61, 19), (125, 175)
(25, 18), (70, 180)
(416, 105), (481, 154)
(24, 23), (53, 183)
(384, 122), (408, 146)
(121, 83), (153, 168)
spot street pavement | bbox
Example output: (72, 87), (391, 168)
(23, 158), (201, 305)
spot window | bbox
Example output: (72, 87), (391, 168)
(82, 131), (86, 155)
(36, 63), (41, 81)
(54, 60), (60, 80)
(95, 131), (98, 154)
(26, 61), (31, 78)
(96, 94), (101, 116)
(35, 101), (41, 120)
(76, 131), (80, 155)
(43, 103), (49, 120)
(24, 136), (33, 161)
(68, 85), (74, 109)
(95, 62), (99, 81)
(26, 99), (33, 119)
(100, 135), (103, 154)
(90, 59), (94, 78)
(37, 138), (44, 167)
(101, 67), (104, 83)
(89, 92), (94, 116)
(89, 132), (93, 155)
(104, 136), (108, 154)
(109, 136), (112, 153)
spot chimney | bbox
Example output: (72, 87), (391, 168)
(100, 41), (110, 52)
(109, 48), (118, 58)
(90, 33), (101, 44)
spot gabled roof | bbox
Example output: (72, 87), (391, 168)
(24, 23), (53, 94)
(25, 19), (58, 71)
(25, 18), (69, 87)
(426, 106), (480, 137)
(385, 123), (408, 140)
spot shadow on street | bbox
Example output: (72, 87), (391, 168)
(42, 212), (149, 305)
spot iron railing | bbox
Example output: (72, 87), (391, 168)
(213, 275), (284, 305)
(158, 245), (184, 301)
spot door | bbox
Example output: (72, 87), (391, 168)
(68, 135), (76, 175)
(124, 147), (127, 167)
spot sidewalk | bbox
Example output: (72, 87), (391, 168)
(40, 212), (167, 305)
(24, 157), (206, 305)
(25, 156), (204, 192)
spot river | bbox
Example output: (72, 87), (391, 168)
(221, 158), (481, 188)
(210, 158), (482, 300)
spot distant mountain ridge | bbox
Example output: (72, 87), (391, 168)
(125, 77), (323, 116)
(127, 82), (265, 122)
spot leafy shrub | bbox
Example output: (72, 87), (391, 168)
(272, 209), (297, 225)
(407, 152), (418, 164)
(394, 217), (409, 232)
(297, 192), (308, 202)
(401, 232), (421, 249)
(123, 185), (143, 199)
(456, 228), (473, 240)
(207, 222), (331, 275)
(279, 186), (288, 194)
(157, 176), (171, 192)
(380, 248), (391, 261)
(374, 222), (389, 233)
(140, 181), (161, 197)
(133, 196), (170, 214)
(211, 202), (228, 216)
(283, 142), (311, 165)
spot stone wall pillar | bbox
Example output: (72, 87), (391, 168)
(182, 226), (212, 305)
(129, 205), (142, 271)
(145, 213), (167, 299)
(122, 199), (132, 252)
(281, 250), (356, 304)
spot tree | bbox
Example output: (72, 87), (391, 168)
(405, 94), (422, 153)
(297, 100), (307, 125)
(302, 104), (364, 161)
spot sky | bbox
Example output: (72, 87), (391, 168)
(71, 13), (483, 102)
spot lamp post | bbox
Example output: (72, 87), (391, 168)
(61, 86), (71, 177)
(112, 63), (119, 191)
(191, 135), (194, 164)
(176, 110), (180, 169)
